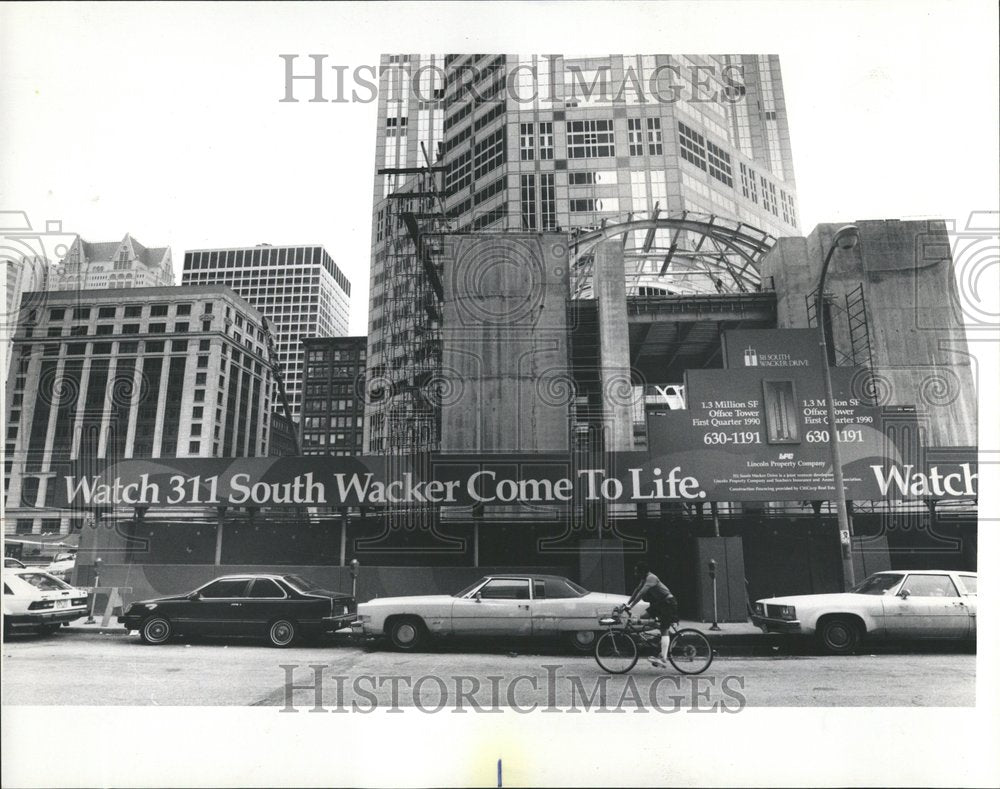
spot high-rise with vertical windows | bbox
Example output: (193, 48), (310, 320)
(366, 54), (800, 453)
(299, 336), (367, 456)
(180, 244), (351, 421)
(3, 285), (275, 539)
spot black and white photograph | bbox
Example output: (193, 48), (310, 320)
(1, 1), (998, 786)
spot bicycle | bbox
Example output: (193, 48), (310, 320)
(593, 607), (714, 675)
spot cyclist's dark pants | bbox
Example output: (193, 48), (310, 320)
(647, 597), (679, 633)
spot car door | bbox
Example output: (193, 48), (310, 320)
(450, 578), (532, 636)
(882, 573), (971, 639)
(241, 578), (291, 636)
(187, 578), (252, 636)
(957, 574), (978, 637)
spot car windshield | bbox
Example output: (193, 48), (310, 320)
(454, 578), (488, 597)
(282, 574), (319, 592)
(851, 573), (904, 595)
(18, 572), (72, 591)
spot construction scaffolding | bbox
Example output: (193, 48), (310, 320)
(806, 282), (875, 381)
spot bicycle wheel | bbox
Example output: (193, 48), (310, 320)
(667, 628), (714, 675)
(594, 631), (639, 674)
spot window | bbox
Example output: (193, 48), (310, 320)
(202, 320), (212, 332)
(199, 339), (211, 351)
(248, 579), (285, 598)
(70, 325), (88, 336)
(41, 518), (61, 534)
(49, 309), (65, 321)
(150, 304), (168, 317)
(124, 306), (142, 318)
(192, 406), (204, 419)
(172, 340), (188, 352)
(520, 174), (536, 230)
(706, 139), (733, 186)
(540, 173), (556, 230)
(900, 574), (960, 598)
(148, 323), (166, 334)
(570, 198), (596, 212)
(567, 119), (615, 158)
(73, 308), (90, 320)
(533, 577), (586, 599)
(538, 121), (554, 160)
(959, 575), (977, 594)
(188, 440), (201, 453)
(678, 121), (707, 171)
(646, 117), (663, 155)
(519, 122), (535, 160)
(473, 126), (506, 180)
(16, 519), (34, 535)
(627, 118), (643, 156)
(176, 304), (192, 316)
(96, 325), (113, 336)
(478, 578), (531, 600)
(175, 322), (189, 332)
(198, 579), (249, 598)
(122, 324), (140, 334)
(98, 307), (116, 318)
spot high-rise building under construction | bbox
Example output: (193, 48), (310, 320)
(366, 54), (800, 454)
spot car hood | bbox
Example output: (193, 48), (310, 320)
(359, 594), (455, 608)
(758, 592), (873, 607)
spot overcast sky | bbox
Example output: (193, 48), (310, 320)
(2, 1), (998, 337)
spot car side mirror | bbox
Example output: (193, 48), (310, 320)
(474, 591), (482, 603)
(187, 592), (201, 601)
(899, 589), (910, 600)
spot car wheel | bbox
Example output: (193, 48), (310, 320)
(565, 630), (599, 653)
(818, 616), (861, 655)
(140, 616), (173, 645)
(268, 619), (298, 648)
(388, 616), (425, 651)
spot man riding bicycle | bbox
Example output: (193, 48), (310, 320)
(622, 561), (678, 668)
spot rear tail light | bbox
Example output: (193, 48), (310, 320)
(72, 597), (87, 606)
(29, 600), (56, 610)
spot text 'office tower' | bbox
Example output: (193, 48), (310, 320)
(365, 54), (800, 454)
(181, 244), (351, 421)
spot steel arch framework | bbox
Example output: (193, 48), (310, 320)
(570, 210), (777, 298)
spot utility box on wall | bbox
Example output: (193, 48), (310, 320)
(694, 536), (748, 623)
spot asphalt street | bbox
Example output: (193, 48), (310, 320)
(1, 627), (976, 708)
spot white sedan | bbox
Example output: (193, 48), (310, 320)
(752, 569), (977, 654)
(354, 574), (647, 652)
(3, 568), (90, 636)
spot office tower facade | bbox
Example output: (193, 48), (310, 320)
(181, 244), (351, 421)
(299, 336), (367, 455)
(55, 233), (174, 291)
(3, 285), (276, 538)
(366, 54), (800, 453)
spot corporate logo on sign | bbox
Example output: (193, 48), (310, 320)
(742, 345), (810, 367)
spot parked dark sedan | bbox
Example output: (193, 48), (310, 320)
(119, 573), (356, 647)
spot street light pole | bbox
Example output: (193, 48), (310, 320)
(816, 225), (860, 591)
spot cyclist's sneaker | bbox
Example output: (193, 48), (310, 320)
(648, 657), (668, 668)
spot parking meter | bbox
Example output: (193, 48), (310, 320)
(349, 559), (360, 599)
(707, 558), (720, 630)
